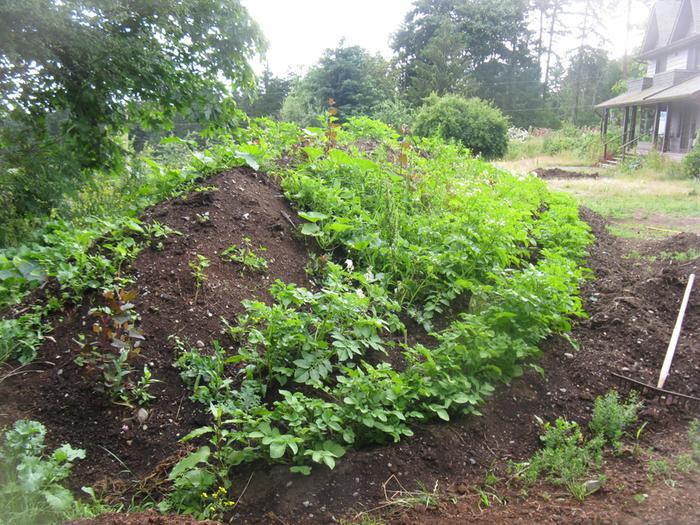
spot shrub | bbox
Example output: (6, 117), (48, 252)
(682, 141), (700, 178)
(413, 94), (509, 159)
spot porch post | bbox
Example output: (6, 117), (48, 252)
(602, 108), (610, 160)
(622, 106), (630, 160)
(652, 104), (661, 149)
(663, 105), (672, 152)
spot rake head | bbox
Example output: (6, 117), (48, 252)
(611, 372), (700, 411)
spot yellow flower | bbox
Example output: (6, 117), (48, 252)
(201, 492), (208, 499)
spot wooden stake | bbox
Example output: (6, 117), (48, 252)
(658, 273), (695, 389)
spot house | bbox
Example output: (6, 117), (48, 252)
(596, 0), (700, 161)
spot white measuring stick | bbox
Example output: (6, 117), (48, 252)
(657, 273), (695, 389)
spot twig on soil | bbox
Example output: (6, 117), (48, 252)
(355, 474), (440, 518)
(175, 394), (185, 421)
(269, 513), (291, 525)
(0, 362), (52, 384)
(645, 226), (682, 234)
(99, 445), (135, 477)
(230, 472), (254, 517)
(280, 211), (296, 228)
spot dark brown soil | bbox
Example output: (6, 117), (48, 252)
(535, 167), (599, 179)
(0, 167), (311, 491)
(2, 167), (699, 525)
(65, 511), (219, 525)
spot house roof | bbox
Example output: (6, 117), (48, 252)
(646, 73), (700, 101)
(595, 73), (700, 108)
(641, 1), (683, 55)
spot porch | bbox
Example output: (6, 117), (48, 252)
(600, 100), (700, 163)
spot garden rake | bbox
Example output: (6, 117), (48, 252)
(612, 273), (699, 410)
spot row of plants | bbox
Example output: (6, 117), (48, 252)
(161, 117), (594, 518)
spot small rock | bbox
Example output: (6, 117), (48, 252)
(136, 408), (149, 424)
(584, 479), (602, 494)
(302, 501), (311, 508)
(469, 457), (477, 465)
(564, 352), (574, 359)
(195, 340), (205, 349)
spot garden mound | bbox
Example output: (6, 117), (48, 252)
(534, 167), (599, 179)
(2, 166), (699, 524)
(0, 167), (311, 491)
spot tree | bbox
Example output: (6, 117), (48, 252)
(280, 44), (393, 124)
(238, 68), (296, 119)
(556, 47), (623, 126)
(0, 0), (264, 171)
(392, 0), (549, 127)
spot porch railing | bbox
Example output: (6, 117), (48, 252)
(602, 135), (640, 163)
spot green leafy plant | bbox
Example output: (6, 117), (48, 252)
(220, 238), (268, 273)
(519, 417), (604, 500)
(589, 390), (642, 449)
(189, 255), (210, 300)
(74, 288), (150, 406)
(0, 420), (86, 524)
(647, 458), (671, 483)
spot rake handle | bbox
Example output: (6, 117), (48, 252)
(658, 273), (695, 389)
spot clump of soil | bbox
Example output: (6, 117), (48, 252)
(534, 167), (599, 179)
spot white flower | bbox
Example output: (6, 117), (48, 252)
(355, 289), (365, 298)
(344, 259), (354, 271)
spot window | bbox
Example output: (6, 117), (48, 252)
(692, 44), (700, 70)
(656, 54), (667, 73)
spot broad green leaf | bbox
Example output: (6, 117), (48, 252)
(298, 211), (328, 223)
(300, 223), (321, 236)
(234, 151), (260, 171)
(269, 442), (286, 459)
(169, 446), (210, 479)
(181, 426), (214, 442)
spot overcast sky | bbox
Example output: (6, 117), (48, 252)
(241, 0), (652, 77)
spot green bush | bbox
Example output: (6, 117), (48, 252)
(682, 141), (700, 178)
(413, 94), (509, 159)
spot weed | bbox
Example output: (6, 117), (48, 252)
(520, 417), (603, 500)
(195, 212), (211, 224)
(189, 255), (210, 300)
(589, 390), (642, 449)
(647, 458), (671, 482)
(220, 238), (268, 273)
(633, 493), (648, 504)
(676, 453), (697, 474)
(131, 365), (161, 406)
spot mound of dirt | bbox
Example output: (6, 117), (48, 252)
(645, 232), (700, 257)
(65, 511), (219, 525)
(534, 167), (599, 179)
(0, 167), (311, 491)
